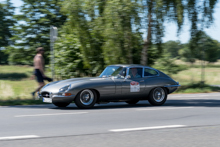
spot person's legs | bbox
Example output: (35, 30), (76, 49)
(35, 82), (45, 92)
(32, 69), (44, 98)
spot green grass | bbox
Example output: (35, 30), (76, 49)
(0, 65), (50, 100)
(174, 82), (220, 93)
(171, 67), (220, 85)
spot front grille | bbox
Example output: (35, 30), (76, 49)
(41, 92), (50, 98)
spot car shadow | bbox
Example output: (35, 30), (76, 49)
(3, 98), (220, 110)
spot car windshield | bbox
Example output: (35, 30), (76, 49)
(99, 66), (127, 79)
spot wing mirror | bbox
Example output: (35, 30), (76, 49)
(125, 75), (131, 79)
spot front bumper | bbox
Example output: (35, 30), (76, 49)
(38, 92), (75, 104)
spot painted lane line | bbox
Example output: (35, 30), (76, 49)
(110, 125), (186, 132)
(0, 135), (39, 140)
(136, 107), (194, 111)
(15, 112), (88, 117)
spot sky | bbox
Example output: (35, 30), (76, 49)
(1, 0), (220, 44)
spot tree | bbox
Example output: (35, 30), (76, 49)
(191, 31), (220, 63)
(54, 25), (84, 79)
(179, 31), (220, 64)
(141, 0), (218, 66)
(7, 0), (67, 65)
(163, 41), (182, 58)
(0, 0), (15, 64)
(102, 0), (142, 65)
(62, 0), (142, 70)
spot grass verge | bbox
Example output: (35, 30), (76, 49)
(174, 83), (220, 93)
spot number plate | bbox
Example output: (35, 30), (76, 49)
(43, 98), (52, 103)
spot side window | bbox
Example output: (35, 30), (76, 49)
(129, 68), (143, 79)
(144, 68), (158, 77)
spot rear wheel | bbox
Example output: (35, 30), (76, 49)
(74, 89), (97, 109)
(53, 102), (70, 107)
(126, 99), (139, 104)
(148, 87), (167, 106)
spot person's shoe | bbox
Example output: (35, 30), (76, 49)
(31, 92), (35, 99)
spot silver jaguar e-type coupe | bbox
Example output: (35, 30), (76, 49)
(38, 64), (180, 109)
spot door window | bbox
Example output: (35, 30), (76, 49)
(129, 68), (143, 79)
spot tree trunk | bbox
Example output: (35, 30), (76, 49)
(141, 0), (152, 66)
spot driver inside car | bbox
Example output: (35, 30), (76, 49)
(130, 68), (141, 78)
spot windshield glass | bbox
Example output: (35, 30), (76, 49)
(99, 66), (127, 79)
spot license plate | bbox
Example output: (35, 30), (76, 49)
(43, 98), (52, 103)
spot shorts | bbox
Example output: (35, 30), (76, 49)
(34, 69), (53, 83)
(34, 69), (44, 83)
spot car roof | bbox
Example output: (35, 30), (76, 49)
(108, 64), (153, 68)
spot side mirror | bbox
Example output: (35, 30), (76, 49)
(125, 75), (131, 79)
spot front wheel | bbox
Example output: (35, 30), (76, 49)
(74, 89), (97, 109)
(53, 102), (70, 107)
(148, 87), (167, 106)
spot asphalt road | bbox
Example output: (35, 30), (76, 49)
(1, 93), (220, 147)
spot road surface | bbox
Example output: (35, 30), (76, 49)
(1, 93), (220, 147)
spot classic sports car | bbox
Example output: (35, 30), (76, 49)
(38, 64), (180, 109)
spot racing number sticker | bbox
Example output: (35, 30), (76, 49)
(130, 81), (140, 92)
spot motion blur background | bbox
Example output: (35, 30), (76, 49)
(1, 0), (220, 101)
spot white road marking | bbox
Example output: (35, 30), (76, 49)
(110, 125), (186, 132)
(0, 135), (39, 140)
(136, 107), (194, 111)
(15, 112), (88, 117)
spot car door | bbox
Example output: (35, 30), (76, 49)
(143, 67), (160, 95)
(121, 67), (145, 98)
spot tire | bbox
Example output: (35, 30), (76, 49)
(126, 99), (139, 104)
(148, 87), (167, 106)
(53, 102), (70, 107)
(74, 89), (97, 109)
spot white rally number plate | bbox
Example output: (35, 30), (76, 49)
(43, 98), (52, 103)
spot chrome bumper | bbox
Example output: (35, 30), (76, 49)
(37, 92), (75, 103)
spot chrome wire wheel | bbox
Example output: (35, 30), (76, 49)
(79, 89), (94, 106)
(152, 87), (165, 102)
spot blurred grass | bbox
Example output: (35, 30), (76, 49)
(174, 82), (220, 93)
(0, 64), (220, 105)
(172, 67), (220, 85)
(0, 65), (49, 100)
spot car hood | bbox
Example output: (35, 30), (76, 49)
(41, 77), (104, 93)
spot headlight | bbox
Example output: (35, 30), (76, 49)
(59, 84), (71, 93)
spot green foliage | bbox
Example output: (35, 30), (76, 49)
(7, 0), (67, 65)
(179, 44), (196, 63)
(62, 0), (142, 69)
(102, 0), (142, 65)
(0, 0), (15, 48)
(62, 0), (105, 70)
(153, 53), (188, 76)
(0, 50), (9, 64)
(54, 26), (85, 79)
(163, 41), (182, 58)
(0, 0), (15, 64)
(141, 0), (218, 65)
(180, 31), (220, 63)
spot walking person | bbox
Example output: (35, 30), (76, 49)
(31, 47), (52, 98)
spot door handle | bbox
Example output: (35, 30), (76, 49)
(140, 80), (144, 82)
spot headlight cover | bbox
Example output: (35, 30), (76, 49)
(59, 84), (71, 93)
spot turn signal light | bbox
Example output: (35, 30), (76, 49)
(64, 93), (72, 96)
